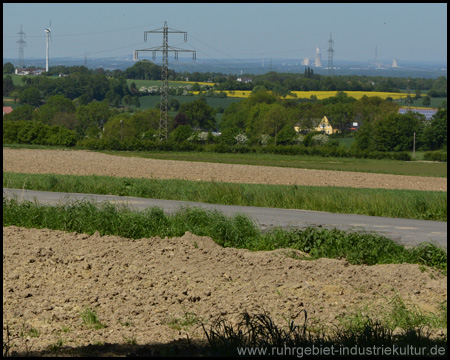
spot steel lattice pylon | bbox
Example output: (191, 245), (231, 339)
(134, 21), (196, 140)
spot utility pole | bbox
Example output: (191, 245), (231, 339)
(134, 21), (196, 140)
(17, 24), (27, 68)
(327, 32), (334, 76)
(406, 78), (411, 109)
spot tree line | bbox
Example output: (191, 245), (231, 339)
(2, 62), (447, 158)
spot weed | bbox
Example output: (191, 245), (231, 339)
(80, 306), (106, 330)
(48, 338), (64, 352)
(165, 311), (201, 331)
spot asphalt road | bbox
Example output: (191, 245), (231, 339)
(3, 188), (447, 249)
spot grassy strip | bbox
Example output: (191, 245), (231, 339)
(3, 198), (447, 272)
(4, 172), (447, 221)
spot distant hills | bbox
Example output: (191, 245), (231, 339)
(3, 57), (447, 79)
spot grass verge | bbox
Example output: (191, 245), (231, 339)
(3, 198), (447, 272)
(3, 172), (447, 221)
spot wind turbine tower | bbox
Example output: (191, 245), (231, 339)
(17, 25), (27, 68)
(45, 21), (52, 72)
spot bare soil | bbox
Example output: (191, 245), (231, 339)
(3, 227), (447, 356)
(2, 148), (447, 356)
(2, 148), (447, 191)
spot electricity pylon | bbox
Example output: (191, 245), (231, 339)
(327, 32), (334, 76)
(134, 21), (196, 140)
(17, 24), (27, 68)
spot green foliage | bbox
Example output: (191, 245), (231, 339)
(421, 108), (447, 150)
(356, 112), (424, 152)
(2, 104), (34, 122)
(169, 124), (193, 142)
(178, 97), (217, 130)
(3, 120), (77, 147)
(19, 87), (41, 107)
(3, 75), (15, 96)
(3, 62), (15, 74)
(423, 150), (447, 162)
(124, 59), (175, 80)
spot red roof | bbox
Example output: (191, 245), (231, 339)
(3, 106), (13, 114)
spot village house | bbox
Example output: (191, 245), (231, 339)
(294, 116), (340, 135)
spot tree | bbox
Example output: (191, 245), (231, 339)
(3, 76), (14, 96)
(75, 101), (111, 137)
(3, 62), (15, 74)
(369, 112), (425, 152)
(34, 95), (76, 125)
(421, 108), (447, 150)
(276, 124), (297, 145)
(130, 81), (139, 95)
(169, 124), (193, 142)
(261, 103), (287, 145)
(19, 87), (41, 107)
(422, 95), (431, 107)
(132, 96), (141, 108)
(2, 104), (34, 122)
(178, 98), (216, 130)
(169, 98), (180, 111)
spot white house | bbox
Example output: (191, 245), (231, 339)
(236, 76), (252, 84)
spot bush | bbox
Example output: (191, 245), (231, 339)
(391, 152), (412, 161)
(3, 120), (77, 147)
(423, 151), (447, 162)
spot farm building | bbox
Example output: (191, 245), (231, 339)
(3, 106), (13, 116)
(236, 76), (253, 83)
(15, 68), (45, 76)
(294, 116), (340, 135)
(398, 107), (438, 121)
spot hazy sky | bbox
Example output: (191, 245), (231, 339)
(3, 3), (447, 64)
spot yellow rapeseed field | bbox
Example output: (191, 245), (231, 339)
(191, 90), (409, 100)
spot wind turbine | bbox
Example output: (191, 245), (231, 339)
(45, 20), (52, 72)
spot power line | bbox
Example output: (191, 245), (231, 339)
(3, 22), (163, 38)
(134, 21), (196, 140)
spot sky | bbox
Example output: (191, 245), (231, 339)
(3, 3), (448, 65)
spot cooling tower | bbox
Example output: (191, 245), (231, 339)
(392, 59), (398, 68)
(314, 46), (322, 67)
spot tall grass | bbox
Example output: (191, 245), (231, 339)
(3, 198), (447, 272)
(3, 172), (447, 221)
(203, 307), (447, 357)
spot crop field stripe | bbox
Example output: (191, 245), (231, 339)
(3, 172), (447, 221)
(97, 150), (447, 178)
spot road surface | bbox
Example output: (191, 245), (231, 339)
(3, 188), (447, 249)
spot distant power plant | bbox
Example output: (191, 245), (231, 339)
(301, 57), (310, 66)
(392, 58), (399, 68)
(314, 45), (322, 67)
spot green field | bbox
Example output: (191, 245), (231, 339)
(125, 79), (193, 88)
(137, 94), (242, 110)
